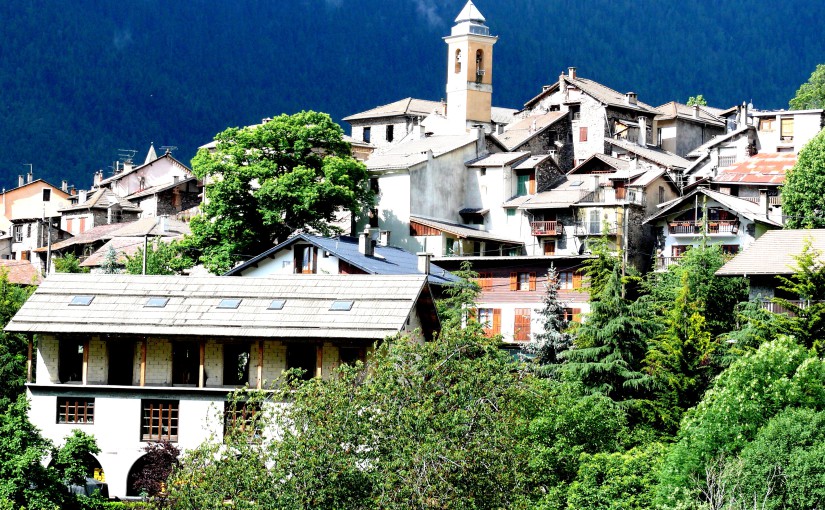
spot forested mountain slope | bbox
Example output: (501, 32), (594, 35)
(1, 0), (823, 190)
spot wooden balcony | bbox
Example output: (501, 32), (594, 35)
(655, 256), (682, 271)
(668, 220), (739, 235)
(760, 299), (822, 316)
(531, 221), (563, 236)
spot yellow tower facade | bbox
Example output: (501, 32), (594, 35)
(444, 1), (497, 133)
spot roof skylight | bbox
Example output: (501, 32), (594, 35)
(330, 300), (354, 311)
(268, 299), (286, 310)
(145, 297), (170, 308)
(217, 298), (242, 309)
(69, 296), (94, 306)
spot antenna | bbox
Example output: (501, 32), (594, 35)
(117, 149), (137, 163)
(160, 145), (178, 154)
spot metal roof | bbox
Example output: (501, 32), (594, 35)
(716, 229), (825, 276)
(225, 233), (461, 286)
(5, 273), (431, 339)
(713, 153), (794, 186)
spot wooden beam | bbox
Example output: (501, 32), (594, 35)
(26, 337), (33, 383)
(82, 340), (90, 385)
(256, 341), (263, 390)
(316, 344), (323, 379)
(198, 340), (206, 388)
(140, 339), (147, 387)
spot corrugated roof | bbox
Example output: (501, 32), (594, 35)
(5, 273), (430, 339)
(713, 153), (794, 185)
(0, 260), (41, 285)
(409, 215), (523, 244)
(225, 233), (460, 286)
(608, 138), (691, 169)
(466, 151), (530, 167)
(365, 134), (477, 171)
(717, 229), (825, 276)
(491, 110), (566, 151)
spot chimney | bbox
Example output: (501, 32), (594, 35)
(417, 252), (432, 275)
(559, 72), (567, 96)
(69, 185), (76, 196)
(94, 170), (102, 187)
(27, 172), (33, 184)
(123, 162), (133, 173)
(380, 230), (391, 246)
(638, 117), (648, 146)
(739, 102), (748, 127)
(625, 92), (637, 105)
(79, 190), (87, 203)
(61, 180), (68, 192)
(173, 175), (180, 184)
(568, 66), (577, 79)
(693, 105), (700, 119)
(358, 228), (374, 257)
(759, 188), (769, 218)
(591, 175), (600, 192)
(18, 175), (23, 187)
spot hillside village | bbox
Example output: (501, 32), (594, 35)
(3, 1), (825, 505)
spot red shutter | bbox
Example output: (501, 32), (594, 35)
(66, 218), (73, 234)
(509, 272), (517, 291)
(529, 272), (537, 291)
(580, 127), (588, 142)
(514, 308), (531, 342)
(79, 217), (86, 233)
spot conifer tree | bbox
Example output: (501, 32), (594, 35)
(525, 265), (571, 368)
(100, 245), (120, 274)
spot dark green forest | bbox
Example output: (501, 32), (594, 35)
(1, 0), (823, 191)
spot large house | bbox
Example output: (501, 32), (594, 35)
(8, 273), (439, 498)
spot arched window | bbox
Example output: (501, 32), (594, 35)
(475, 49), (485, 82)
(454, 49), (462, 74)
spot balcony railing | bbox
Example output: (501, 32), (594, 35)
(578, 188), (645, 206)
(574, 221), (618, 236)
(655, 256), (683, 271)
(769, 195), (782, 206)
(531, 221), (563, 236)
(718, 155), (736, 167)
(668, 220), (739, 235)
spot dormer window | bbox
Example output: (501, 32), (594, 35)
(455, 49), (462, 74)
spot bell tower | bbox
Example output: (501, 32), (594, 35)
(444, 1), (497, 133)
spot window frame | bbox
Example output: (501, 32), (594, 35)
(141, 399), (179, 442)
(57, 397), (95, 424)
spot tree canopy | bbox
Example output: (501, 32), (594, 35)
(789, 63), (825, 110)
(782, 129), (825, 228)
(186, 111), (372, 274)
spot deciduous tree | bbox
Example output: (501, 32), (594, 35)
(789, 63), (825, 110)
(781, 128), (825, 228)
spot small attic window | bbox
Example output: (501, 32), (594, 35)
(145, 297), (169, 308)
(217, 298), (242, 309)
(268, 299), (286, 310)
(570, 180), (583, 187)
(330, 300), (354, 311)
(69, 296), (94, 306)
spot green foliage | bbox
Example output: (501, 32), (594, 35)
(561, 269), (657, 404)
(435, 260), (481, 330)
(100, 245), (120, 274)
(567, 442), (665, 510)
(186, 111), (372, 274)
(52, 429), (101, 486)
(0, 269), (34, 405)
(124, 239), (193, 275)
(525, 265), (571, 368)
(53, 253), (89, 274)
(581, 235), (620, 300)
(167, 327), (540, 509)
(656, 337), (825, 507)
(771, 240), (825, 351)
(686, 94), (708, 106)
(789, 63), (825, 109)
(782, 128), (825, 228)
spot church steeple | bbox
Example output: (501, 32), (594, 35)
(444, 1), (497, 133)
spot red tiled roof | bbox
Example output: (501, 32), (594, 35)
(713, 152), (795, 185)
(0, 260), (41, 285)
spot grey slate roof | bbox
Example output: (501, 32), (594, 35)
(125, 176), (199, 200)
(608, 138), (691, 169)
(466, 151), (530, 167)
(5, 273), (430, 340)
(655, 101), (725, 126)
(643, 187), (782, 226)
(365, 134), (477, 171)
(59, 188), (142, 213)
(524, 76), (659, 115)
(716, 229), (825, 276)
(225, 233), (461, 286)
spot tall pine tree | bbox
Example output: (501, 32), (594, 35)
(525, 265), (571, 369)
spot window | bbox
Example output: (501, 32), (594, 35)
(287, 344), (316, 381)
(295, 245), (317, 274)
(721, 245), (740, 256)
(579, 127), (588, 142)
(339, 346), (367, 367)
(57, 398), (94, 424)
(759, 118), (775, 132)
(268, 299), (286, 310)
(58, 339), (84, 383)
(557, 271), (583, 289)
(42, 188), (51, 202)
(217, 298), (242, 309)
(514, 308), (531, 342)
(506, 208), (516, 218)
(510, 272), (536, 291)
(672, 245), (691, 257)
(658, 186), (665, 204)
(145, 297), (169, 308)
(70, 295), (94, 306)
(138, 177), (146, 191)
(543, 241), (555, 255)
(475, 49), (484, 82)
(446, 237), (456, 255)
(224, 402), (262, 438)
(475, 272), (493, 291)
(479, 167), (486, 176)
(172, 342), (198, 385)
(363, 127), (371, 143)
(369, 178), (380, 194)
(570, 105), (581, 121)
(141, 400), (179, 442)
(563, 308), (582, 323)
(330, 300), (354, 311)
(478, 308), (501, 337)
(454, 49), (462, 73)
(223, 344), (250, 386)
(780, 118), (794, 139)
(386, 125), (394, 143)
(79, 217), (86, 233)
(26, 223), (32, 238)
(657, 128), (663, 146)
(516, 171), (535, 196)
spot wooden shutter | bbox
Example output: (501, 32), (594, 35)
(514, 308), (531, 342)
(572, 271), (583, 289)
(580, 127), (588, 142)
(529, 172), (536, 194)
(492, 309), (501, 335)
(544, 242), (555, 255)
(529, 272), (537, 291)
(79, 217), (86, 233)
(571, 308), (582, 323)
(66, 218), (73, 234)
(509, 272), (517, 291)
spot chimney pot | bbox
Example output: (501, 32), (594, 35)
(417, 252), (432, 275)
(18, 175), (23, 187)
(693, 104), (700, 119)
(27, 172), (33, 184)
(79, 190), (87, 203)
(568, 66), (577, 79)
(61, 180), (68, 192)
(625, 92), (637, 105)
